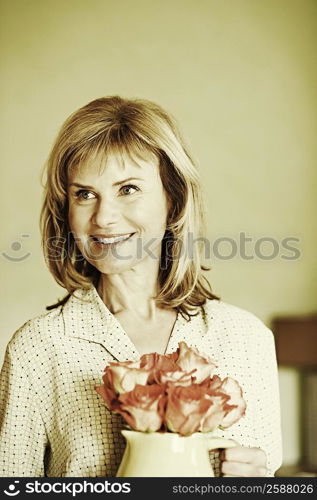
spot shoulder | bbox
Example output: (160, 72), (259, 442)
(198, 299), (278, 375)
(201, 298), (273, 342)
(6, 305), (64, 359)
(6, 286), (93, 360)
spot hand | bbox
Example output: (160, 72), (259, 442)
(219, 446), (267, 477)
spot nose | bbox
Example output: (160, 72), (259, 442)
(91, 197), (120, 227)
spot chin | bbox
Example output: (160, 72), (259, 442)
(90, 259), (138, 275)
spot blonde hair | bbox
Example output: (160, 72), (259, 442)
(40, 96), (219, 319)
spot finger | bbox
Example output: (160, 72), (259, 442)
(221, 446), (267, 466)
(209, 439), (240, 453)
(221, 460), (267, 477)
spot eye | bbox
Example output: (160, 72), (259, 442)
(74, 189), (95, 200)
(119, 184), (139, 196)
(72, 185), (139, 200)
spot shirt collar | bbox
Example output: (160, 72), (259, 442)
(61, 283), (205, 362)
(62, 284), (140, 362)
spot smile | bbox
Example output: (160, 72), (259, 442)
(91, 233), (135, 245)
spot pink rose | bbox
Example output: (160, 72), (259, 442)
(103, 361), (150, 394)
(199, 374), (223, 391)
(218, 377), (247, 428)
(117, 384), (166, 432)
(140, 352), (178, 372)
(165, 384), (214, 436)
(155, 370), (194, 386)
(199, 395), (228, 432)
(139, 352), (195, 385)
(95, 369), (118, 411)
(174, 342), (218, 383)
(199, 375), (246, 429)
(95, 360), (151, 409)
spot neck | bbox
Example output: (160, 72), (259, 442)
(97, 266), (162, 322)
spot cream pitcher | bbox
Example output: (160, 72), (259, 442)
(116, 430), (237, 477)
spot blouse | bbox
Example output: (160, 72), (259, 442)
(0, 284), (282, 477)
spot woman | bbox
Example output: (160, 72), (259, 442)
(0, 96), (282, 477)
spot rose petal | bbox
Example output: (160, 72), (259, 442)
(174, 342), (218, 383)
(95, 384), (118, 411)
(117, 384), (166, 432)
(165, 384), (212, 436)
(218, 377), (247, 428)
(105, 364), (150, 394)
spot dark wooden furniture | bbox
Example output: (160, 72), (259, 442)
(272, 313), (317, 477)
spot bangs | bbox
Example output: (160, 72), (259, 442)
(67, 127), (159, 177)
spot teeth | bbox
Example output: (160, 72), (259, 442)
(94, 234), (132, 244)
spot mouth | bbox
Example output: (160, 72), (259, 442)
(90, 232), (136, 247)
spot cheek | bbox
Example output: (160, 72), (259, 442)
(67, 209), (77, 231)
(135, 196), (168, 226)
(68, 210), (86, 236)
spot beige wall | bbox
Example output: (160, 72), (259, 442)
(1, 0), (316, 468)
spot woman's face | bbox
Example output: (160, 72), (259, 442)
(67, 151), (170, 275)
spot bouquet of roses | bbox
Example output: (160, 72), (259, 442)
(95, 342), (246, 436)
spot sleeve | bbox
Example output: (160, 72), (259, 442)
(0, 345), (48, 477)
(253, 327), (283, 477)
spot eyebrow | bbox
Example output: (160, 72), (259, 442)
(69, 177), (144, 189)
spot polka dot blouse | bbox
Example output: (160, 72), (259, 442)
(0, 284), (282, 477)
